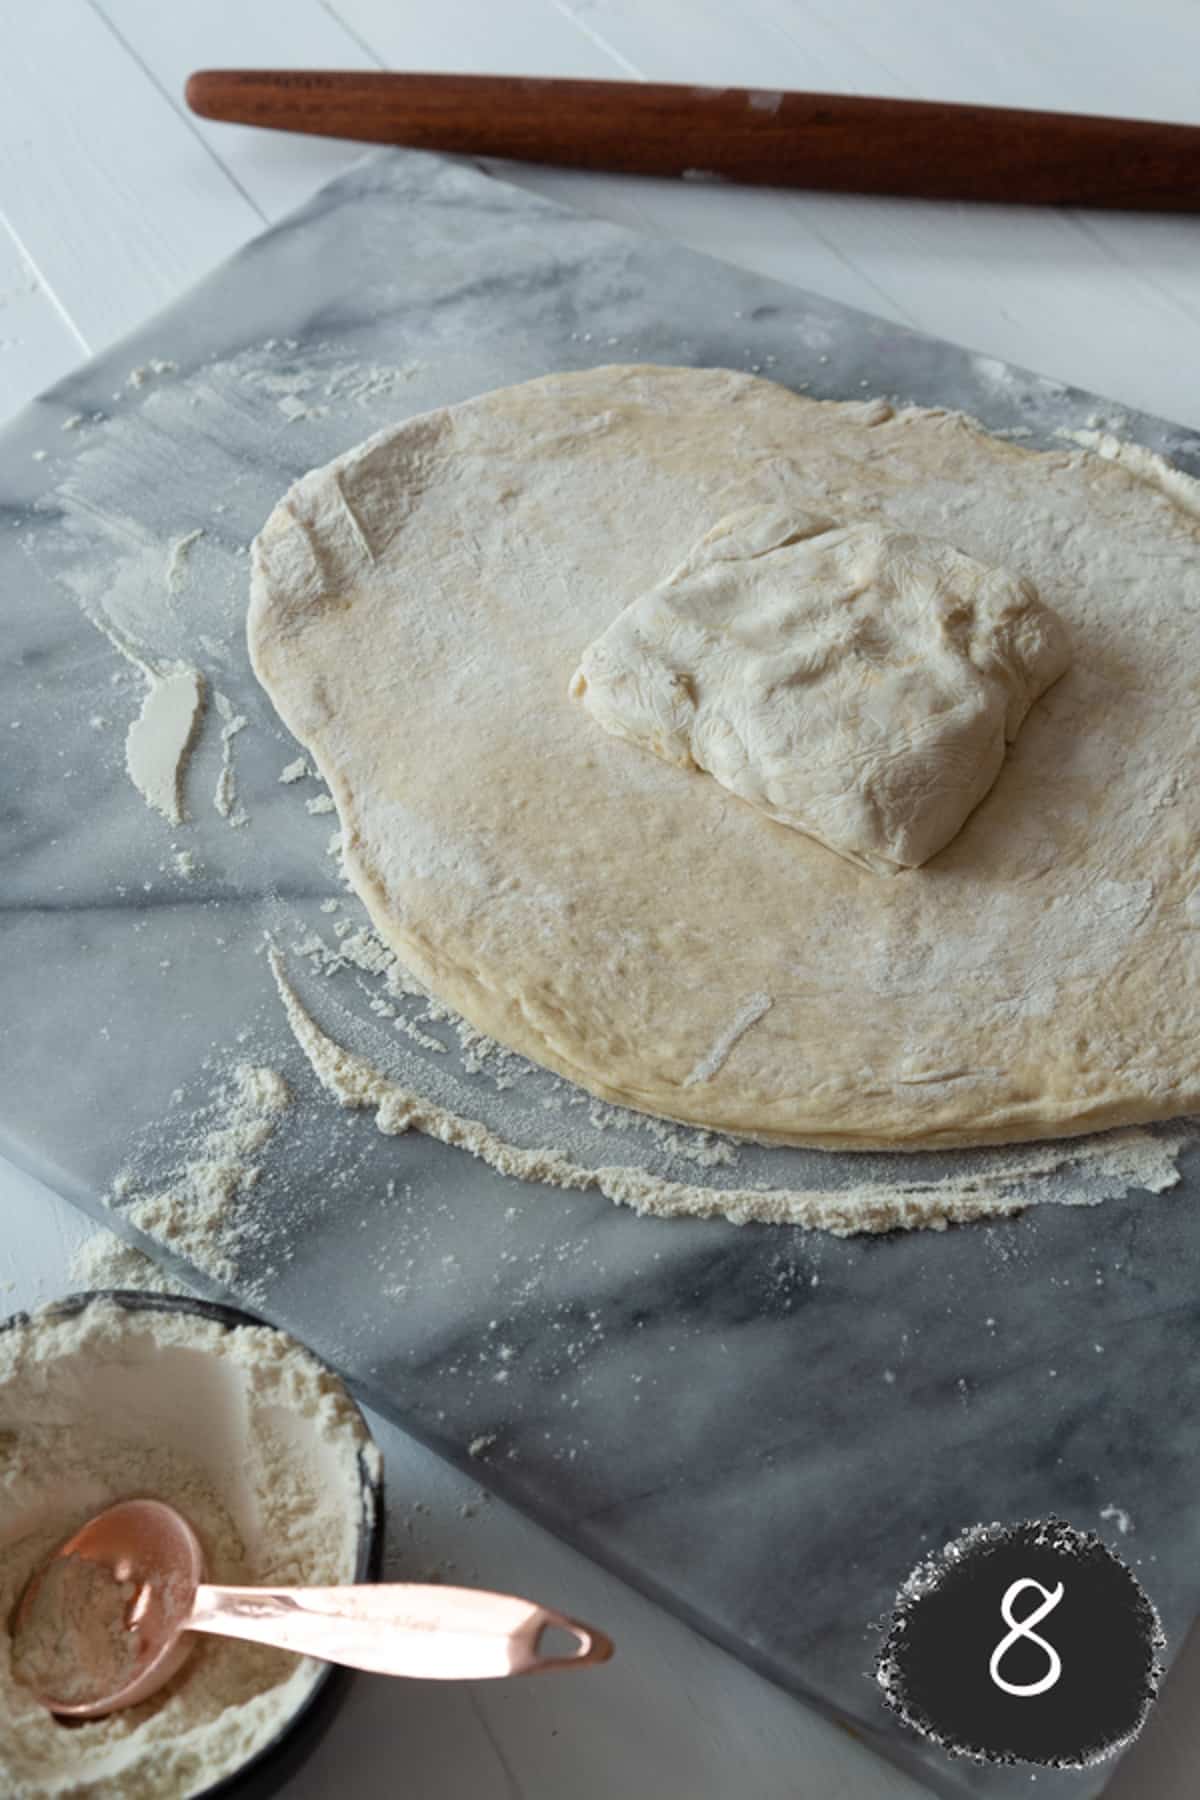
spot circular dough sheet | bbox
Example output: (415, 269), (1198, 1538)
(249, 366), (1200, 1150)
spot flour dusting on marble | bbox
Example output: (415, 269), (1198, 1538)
(33, 337), (427, 833)
(49, 569), (208, 828)
(124, 663), (205, 824)
(166, 526), (203, 594)
(127, 358), (177, 390)
(28, 337), (1200, 1240)
(267, 946), (1192, 1236)
(276, 909), (737, 1167)
(111, 1063), (290, 1283)
(243, 356), (421, 423)
(213, 690), (248, 825)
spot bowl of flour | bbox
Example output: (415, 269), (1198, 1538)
(0, 1290), (383, 1800)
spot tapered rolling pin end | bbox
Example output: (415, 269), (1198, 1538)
(185, 71), (230, 121)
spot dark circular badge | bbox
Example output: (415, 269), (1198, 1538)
(875, 1518), (1164, 1768)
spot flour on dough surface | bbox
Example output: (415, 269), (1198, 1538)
(249, 365), (1200, 1150)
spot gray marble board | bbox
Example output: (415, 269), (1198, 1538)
(3, 149), (1199, 1798)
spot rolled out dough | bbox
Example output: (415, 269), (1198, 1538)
(249, 366), (1200, 1151)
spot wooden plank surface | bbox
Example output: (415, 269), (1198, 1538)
(100, 0), (380, 220)
(0, 220), (84, 420)
(0, 0), (263, 351)
(2, 0), (1199, 423)
(330, 0), (628, 78)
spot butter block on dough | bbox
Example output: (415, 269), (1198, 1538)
(570, 506), (1070, 874)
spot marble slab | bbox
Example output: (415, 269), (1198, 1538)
(2, 149), (1199, 1798)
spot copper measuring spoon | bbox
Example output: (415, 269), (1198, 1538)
(13, 1499), (612, 1717)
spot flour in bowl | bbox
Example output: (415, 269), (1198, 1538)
(0, 1297), (376, 1799)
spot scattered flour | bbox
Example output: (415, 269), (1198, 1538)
(267, 949), (1191, 1235)
(127, 359), (177, 389)
(305, 793), (336, 815)
(212, 692), (248, 826)
(165, 528), (203, 596)
(246, 358), (420, 423)
(112, 1065), (290, 1282)
(279, 758), (309, 784)
(277, 393), (318, 424)
(124, 666), (205, 827)
(69, 1228), (193, 1297)
(47, 567), (206, 830)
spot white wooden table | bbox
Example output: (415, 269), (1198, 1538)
(3, 5), (1200, 1794)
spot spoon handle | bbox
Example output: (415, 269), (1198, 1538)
(187, 1582), (612, 1680)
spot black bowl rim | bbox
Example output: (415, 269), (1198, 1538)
(0, 1287), (385, 1800)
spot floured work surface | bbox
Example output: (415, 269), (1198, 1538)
(2, 150), (1199, 1798)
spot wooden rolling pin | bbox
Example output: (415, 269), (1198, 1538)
(185, 71), (1200, 210)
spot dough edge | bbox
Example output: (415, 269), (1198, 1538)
(249, 364), (1200, 1154)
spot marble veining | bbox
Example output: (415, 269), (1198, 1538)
(2, 148), (1199, 1798)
